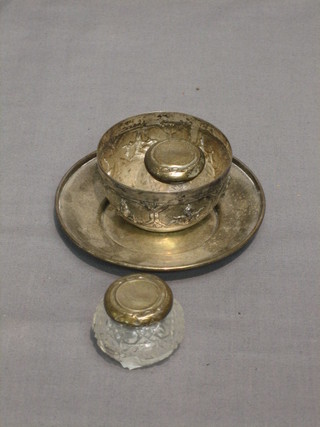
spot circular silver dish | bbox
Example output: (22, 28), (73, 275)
(55, 152), (265, 271)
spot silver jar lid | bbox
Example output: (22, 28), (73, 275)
(144, 139), (205, 183)
(104, 273), (173, 326)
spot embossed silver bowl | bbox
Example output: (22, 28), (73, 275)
(97, 112), (232, 232)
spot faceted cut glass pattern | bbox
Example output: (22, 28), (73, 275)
(92, 299), (184, 369)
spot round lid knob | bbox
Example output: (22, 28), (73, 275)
(144, 139), (205, 183)
(104, 273), (173, 326)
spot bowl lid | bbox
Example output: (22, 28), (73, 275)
(144, 139), (205, 183)
(104, 273), (173, 326)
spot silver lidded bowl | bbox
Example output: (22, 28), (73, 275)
(97, 112), (232, 232)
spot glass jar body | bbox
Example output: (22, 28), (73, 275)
(92, 299), (184, 369)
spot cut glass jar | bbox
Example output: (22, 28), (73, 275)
(92, 273), (184, 369)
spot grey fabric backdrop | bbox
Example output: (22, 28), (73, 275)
(1, 1), (319, 426)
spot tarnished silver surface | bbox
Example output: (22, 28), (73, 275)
(55, 152), (265, 271)
(97, 112), (232, 232)
(104, 273), (173, 326)
(144, 139), (205, 183)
